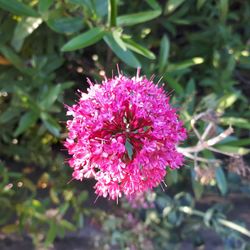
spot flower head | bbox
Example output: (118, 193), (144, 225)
(65, 70), (186, 200)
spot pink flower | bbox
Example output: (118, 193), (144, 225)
(65, 70), (186, 200)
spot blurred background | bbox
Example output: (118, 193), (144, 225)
(0, 0), (250, 249)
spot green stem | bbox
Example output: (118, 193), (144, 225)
(108, 0), (117, 27)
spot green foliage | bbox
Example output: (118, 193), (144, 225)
(0, 0), (250, 249)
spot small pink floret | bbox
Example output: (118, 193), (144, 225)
(65, 71), (186, 200)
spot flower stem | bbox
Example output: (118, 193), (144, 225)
(108, 0), (117, 27)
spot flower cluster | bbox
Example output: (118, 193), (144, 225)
(65, 70), (186, 200)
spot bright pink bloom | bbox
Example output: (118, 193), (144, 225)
(65, 70), (186, 200)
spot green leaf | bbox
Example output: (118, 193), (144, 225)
(61, 27), (105, 51)
(40, 85), (62, 109)
(41, 112), (61, 137)
(217, 92), (239, 112)
(47, 17), (84, 34)
(0, 0), (39, 17)
(113, 30), (127, 51)
(219, 117), (250, 130)
(163, 75), (184, 94)
(191, 170), (204, 199)
(11, 17), (42, 52)
(166, 169), (178, 185)
(122, 38), (156, 60)
(165, 0), (186, 14)
(146, 0), (162, 10)
(104, 34), (141, 68)
(0, 107), (20, 124)
(219, 0), (228, 22)
(45, 221), (57, 247)
(214, 145), (250, 156)
(197, 0), (206, 10)
(14, 111), (39, 137)
(125, 138), (133, 160)
(117, 10), (161, 26)
(220, 138), (250, 147)
(0, 45), (33, 75)
(215, 167), (227, 196)
(59, 220), (76, 231)
(68, 0), (93, 9)
(159, 34), (170, 72)
(167, 57), (204, 72)
(38, 0), (53, 14)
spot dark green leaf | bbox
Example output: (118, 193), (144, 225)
(125, 138), (133, 160)
(47, 17), (84, 34)
(68, 0), (93, 9)
(117, 10), (161, 26)
(14, 111), (39, 137)
(191, 179), (204, 200)
(219, 0), (228, 22)
(38, 0), (53, 15)
(167, 57), (204, 72)
(61, 27), (105, 51)
(215, 167), (228, 196)
(0, 0), (39, 17)
(159, 34), (170, 72)
(0, 45), (33, 75)
(220, 138), (250, 147)
(40, 85), (62, 109)
(41, 112), (61, 137)
(165, 0), (186, 14)
(11, 17), (42, 52)
(163, 75), (184, 94)
(0, 107), (20, 124)
(146, 0), (162, 10)
(104, 34), (141, 68)
(197, 0), (206, 10)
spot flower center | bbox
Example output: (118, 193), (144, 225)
(91, 103), (153, 162)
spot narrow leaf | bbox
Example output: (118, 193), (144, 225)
(0, 0), (39, 17)
(146, 0), (162, 10)
(123, 38), (155, 60)
(197, 0), (206, 10)
(215, 167), (228, 196)
(47, 17), (84, 34)
(159, 34), (170, 72)
(165, 0), (186, 14)
(41, 112), (61, 137)
(125, 138), (134, 160)
(61, 27), (105, 51)
(14, 112), (39, 137)
(104, 34), (141, 68)
(219, 117), (250, 130)
(219, 0), (228, 22)
(214, 145), (250, 155)
(45, 221), (57, 247)
(167, 57), (204, 72)
(117, 10), (161, 26)
(11, 17), (42, 52)
(40, 85), (62, 109)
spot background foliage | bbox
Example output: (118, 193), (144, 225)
(0, 0), (250, 249)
